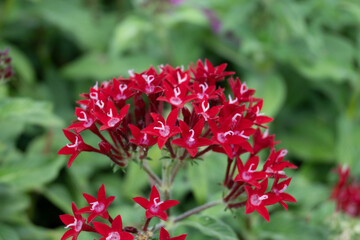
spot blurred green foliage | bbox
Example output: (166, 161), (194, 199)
(1, 0), (360, 239)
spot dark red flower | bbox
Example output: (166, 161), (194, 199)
(252, 128), (279, 155)
(58, 130), (99, 168)
(234, 156), (267, 188)
(133, 185), (179, 221)
(93, 215), (134, 240)
(129, 124), (157, 147)
(77, 184), (115, 223)
(142, 109), (181, 149)
(190, 59), (235, 85)
(59, 203), (86, 240)
(94, 102), (130, 131)
(245, 179), (278, 222)
(159, 227), (187, 240)
(157, 82), (195, 108)
(67, 108), (96, 133)
(271, 178), (296, 210)
(192, 98), (222, 121)
(172, 118), (213, 157)
(263, 149), (297, 178)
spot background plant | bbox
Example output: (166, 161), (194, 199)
(0, 0), (360, 239)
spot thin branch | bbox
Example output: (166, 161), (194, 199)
(142, 160), (162, 186)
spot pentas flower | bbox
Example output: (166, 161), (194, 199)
(190, 59), (235, 85)
(94, 101), (130, 131)
(234, 156), (267, 188)
(190, 82), (222, 102)
(172, 118), (213, 157)
(245, 179), (279, 222)
(208, 119), (253, 158)
(271, 178), (296, 210)
(78, 184), (115, 223)
(59, 203), (88, 240)
(129, 124), (157, 147)
(93, 215), (134, 240)
(157, 82), (195, 108)
(192, 98), (222, 121)
(103, 78), (135, 103)
(263, 149), (297, 178)
(142, 109), (181, 149)
(159, 227), (187, 240)
(58, 130), (99, 168)
(228, 77), (255, 103)
(67, 107), (96, 133)
(163, 66), (191, 87)
(246, 99), (273, 127)
(131, 67), (164, 95)
(133, 186), (179, 221)
(252, 128), (279, 155)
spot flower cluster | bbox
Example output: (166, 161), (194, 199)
(59, 59), (296, 223)
(0, 48), (13, 82)
(331, 165), (360, 217)
(60, 185), (185, 240)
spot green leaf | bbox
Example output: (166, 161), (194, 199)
(178, 215), (238, 240)
(0, 223), (20, 240)
(0, 98), (63, 141)
(0, 153), (65, 191)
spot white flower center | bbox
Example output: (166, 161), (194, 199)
(150, 197), (164, 213)
(90, 201), (105, 213)
(106, 232), (120, 240)
(67, 136), (79, 148)
(250, 194), (268, 206)
(154, 121), (170, 137)
(65, 218), (83, 232)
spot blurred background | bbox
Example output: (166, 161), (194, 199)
(1, 0), (360, 239)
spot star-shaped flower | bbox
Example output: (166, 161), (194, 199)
(58, 130), (99, 168)
(172, 118), (213, 157)
(157, 82), (195, 108)
(245, 179), (279, 222)
(94, 101), (130, 131)
(93, 215), (134, 240)
(159, 227), (187, 240)
(59, 202), (86, 240)
(133, 185), (179, 221)
(77, 184), (115, 223)
(129, 124), (157, 147)
(234, 156), (267, 188)
(271, 178), (296, 210)
(67, 108), (96, 133)
(142, 109), (181, 149)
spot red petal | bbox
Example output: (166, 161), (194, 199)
(93, 221), (111, 236)
(160, 200), (180, 211)
(157, 137), (168, 149)
(156, 211), (167, 221)
(59, 214), (74, 225)
(256, 205), (270, 222)
(61, 229), (75, 240)
(119, 104), (130, 118)
(128, 124), (142, 139)
(150, 185), (160, 202)
(68, 153), (79, 168)
(112, 215), (123, 232)
(133, 197), (149, 209)
(83, 193), (97, 204)
(166, 108), (178, 126)
(160, 227), (171, 240)
(120, 232), (135, 240)
(97, 184), (106, 201)
(172, 234), (187, 240)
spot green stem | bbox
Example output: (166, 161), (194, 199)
(142, 160), (162, 186)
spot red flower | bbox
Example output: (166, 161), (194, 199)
(245, 179), (279, 222)
(252, 128), (279, 155)
(129, 124), (157, 147)
(159, 227), (187, 240)
(133, 185), (179, 221)
(190, 59), (234, 85)
(131, 67), (164, 95)
(190, 82), (222, 103)
(263, 149), (297, 178)
(172, 118), (213, 157)
(271, 178), (297, 210)
(192, 98), (222, 121)
(142, 109), (181, 149)
(208, 119), (252, 158)
(77, 184), (115, 223)
(67, 108), (96, 133)
(157, 82), (195, 108)
(93, 215), (134, 240)
(94, 101), (130, 131)
(59, 203), (87, 240)
(234, 156), (267, 188)
(58, 130), (99, 168)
